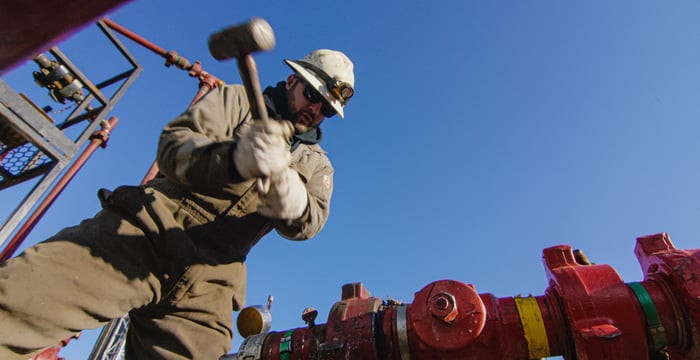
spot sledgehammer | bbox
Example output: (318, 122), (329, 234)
(208, 17), (275, 122)
(208, 17), (276, 192)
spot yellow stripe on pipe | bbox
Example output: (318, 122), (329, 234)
(514, 295), (551, 359)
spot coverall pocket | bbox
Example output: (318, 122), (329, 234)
(164, 261), (247, 311)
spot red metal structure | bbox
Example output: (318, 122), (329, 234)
(230, 233), (699, 360)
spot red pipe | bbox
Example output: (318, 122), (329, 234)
(102, 17), (224, 89)
(101, 18), (223, 186)
(0, 117), (119, 260)
(140, 161), (160, 185)
(101, 18), (167, 55)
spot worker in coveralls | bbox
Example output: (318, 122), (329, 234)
(0, 49), (355, 359)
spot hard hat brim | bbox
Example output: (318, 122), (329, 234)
(284, 59), (345, 118)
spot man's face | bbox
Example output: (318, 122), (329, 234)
(285, 75), (327, 134)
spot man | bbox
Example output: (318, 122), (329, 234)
(0, 49), (355, 359)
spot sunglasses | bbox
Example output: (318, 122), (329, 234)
(296, 77), (337, 118)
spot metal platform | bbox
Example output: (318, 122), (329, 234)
(0, 20), (142, 247)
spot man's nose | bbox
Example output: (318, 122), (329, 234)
(307, 101), (322, 114)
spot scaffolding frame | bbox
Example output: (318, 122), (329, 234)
(0, 20), (142, 248)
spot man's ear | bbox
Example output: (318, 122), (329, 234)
(286, 74), (297, 90)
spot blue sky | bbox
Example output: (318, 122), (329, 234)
(2, 1), (700, 358)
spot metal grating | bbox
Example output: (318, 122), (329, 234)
(0, 142), (53, 182)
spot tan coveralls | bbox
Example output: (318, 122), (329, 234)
(0, 84), (334, 359)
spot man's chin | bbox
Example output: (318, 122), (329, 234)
(293, 122), (309, 134)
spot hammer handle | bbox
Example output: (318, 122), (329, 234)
(238, 54), (269, 120)
(237, 54), (272, 193)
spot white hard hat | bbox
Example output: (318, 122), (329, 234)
(284, 49), (355, 118)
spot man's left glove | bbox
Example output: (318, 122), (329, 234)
(257, 167), (309, 220)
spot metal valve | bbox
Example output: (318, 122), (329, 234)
(236, 295), (273, 338)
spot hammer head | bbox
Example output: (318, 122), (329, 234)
(208, 17), (276, 60)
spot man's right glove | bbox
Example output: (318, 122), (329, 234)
(234, 119), (295, 180)
(257, 167), (309, 220)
